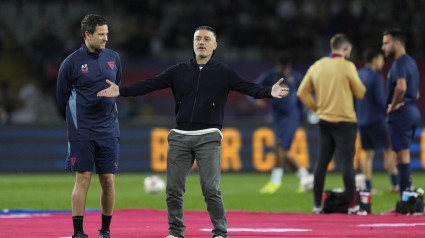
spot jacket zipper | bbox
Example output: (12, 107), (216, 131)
(190, 69), (202, 128)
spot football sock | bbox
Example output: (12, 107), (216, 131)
(390, 174), (399, 186)
(72, 216), (84, 234)
(297, 167), (309, 179)
(270, 168), (283, 184)
(101, 214), (112, 231)
(365, 179), (372, 190)
(397, 163), (412, 197)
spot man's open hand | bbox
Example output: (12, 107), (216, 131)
(271, 78), (289, 98)
(97, 79), (120, 97)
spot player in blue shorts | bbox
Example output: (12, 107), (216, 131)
(382, 29), (420, 198)
(355, 49), (399, 193)
(255, 53), (310, 194)
(56, 14), (121, 238)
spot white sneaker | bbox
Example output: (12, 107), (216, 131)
(312, 206), (323, 214)
(214, 236), (224, 238)
(165, 236), (178, 238)
(348, 205), (367, 215)
(390, 185), (400, 193)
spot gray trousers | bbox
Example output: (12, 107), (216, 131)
(166, 131), (227, 238)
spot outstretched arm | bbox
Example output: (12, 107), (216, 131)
(271, 78), (289, 98)
(97, 79), (120, 97)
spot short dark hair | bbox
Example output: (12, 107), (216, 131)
(362, 48), (383, 63)
(383, 28), (406, 46)
(195, 26), (217, 40)
(276, 52), (291, 67)
(330, 33), (351, 51)
(81, 14), (107, 40)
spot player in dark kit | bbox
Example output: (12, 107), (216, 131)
(56, 14), (121, 238)
(97, 26), (289, 238)
(382, 29), (420, 198)
(354, 49), (399, 193)
(255, 53), (310, 194)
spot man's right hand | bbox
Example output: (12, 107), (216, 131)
(97, 79), (120, 97)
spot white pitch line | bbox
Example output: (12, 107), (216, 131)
(355, 223), (425, 227)
(201, 228), (311, 233)
(0, 214), (50, 219)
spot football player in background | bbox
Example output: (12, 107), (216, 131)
(255, 52), (310, 194)
(355, 48), (399, 194)
(382, 28), (420, 198)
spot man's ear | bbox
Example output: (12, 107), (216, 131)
(84, 31), (90, 40)
(394, 39), (402, 48)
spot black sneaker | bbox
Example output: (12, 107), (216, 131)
(72, 232), (88, 238)
(99, 229), (111, 238)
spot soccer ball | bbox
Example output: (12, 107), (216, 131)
(355, 174), (367, 190)
(300, 174), (314, 192)
(143, 175), (165, 194)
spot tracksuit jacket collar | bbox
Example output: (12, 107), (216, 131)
(191, 50), (216, 66)
(81, 43), (102, 59)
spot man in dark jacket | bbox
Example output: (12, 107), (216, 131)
(97, 26), (289, 238)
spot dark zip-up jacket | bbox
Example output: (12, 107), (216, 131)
(120, 56), (273, 130)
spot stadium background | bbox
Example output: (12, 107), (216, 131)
(1, 0), (425, 173)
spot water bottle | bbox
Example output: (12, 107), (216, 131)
(402, 189), (411, 202)
(359, 191), (371, 204)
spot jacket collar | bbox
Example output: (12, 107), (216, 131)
(191, 50), (216, 66)
(330, 53), (342, 58)
(81, 43), (102, 58)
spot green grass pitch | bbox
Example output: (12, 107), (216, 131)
(1, 172), (424, 214)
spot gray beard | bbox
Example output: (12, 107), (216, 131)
(197, 54), (208, 59)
